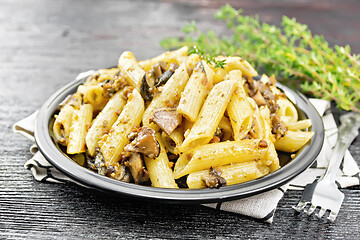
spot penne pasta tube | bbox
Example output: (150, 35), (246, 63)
(53, 104), (74, 145)
(138, 46), (189, 71)
(144, 133), (178, 188)
(77, 85), (108, 112)
(286, 119), (312, 131)
(174, 139), (271, 179)
(179, 79), (237, 152)
(275, 130), (314, 153)
(99, 89), (144, 165)
(256, 106), (278, 167)
(177, 61), (214, 122)
(85, 90), (127, 156)
(224, 70), (243, 85)
(251, 99), (264, 139)
(226, 71), (254, 140)
(277, 97), (298, 123)
(256, 162), (271, 180)
(180, 54), (201, 71)
(67, 104), (93, 154)
(118, 51), (145, 90)
(61, 92), (82, 110)
(267, 142), (280, 172)
(186, 160), (262, 189)
(161, 128), (184, 154)
(182, 118), (194, 139)
(218, 116), (233, 141)
(216, 56), (258, 77)
(83, 68), (119, 86)
(212, 67), (227, 84)
(259, 106), (275, 143)
(142, 62), (189, 130)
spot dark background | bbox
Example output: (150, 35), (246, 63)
(1, 0), (359, 239)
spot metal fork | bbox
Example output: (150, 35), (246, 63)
(293, 112), (360, 222)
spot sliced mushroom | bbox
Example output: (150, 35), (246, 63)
(124, 126), (160, 158)
(252, 90), (267, 106)
(152, 109), (182, 135)
(124, 153), (149, 184)
(111, 164), (131, 182)
(271, 114), (288, 139)
(155, 63), (178, 87)
(93, 150), (107, 176)
(140, 74), (153, 101)
(202, 167), (226, 189)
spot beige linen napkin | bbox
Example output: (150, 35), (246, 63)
(13, 74), (360, 224)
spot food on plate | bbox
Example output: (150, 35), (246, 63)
(52, 46), (314, 189)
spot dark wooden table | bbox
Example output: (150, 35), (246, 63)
(1, 0), (360, 239)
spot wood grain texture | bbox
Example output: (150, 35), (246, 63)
(1, 0), (359, 239)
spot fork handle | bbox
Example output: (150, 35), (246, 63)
(322, 139), (352, 183)
(322, 114), (359, 183)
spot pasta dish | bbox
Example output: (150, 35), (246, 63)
(52, 47), (314, 189)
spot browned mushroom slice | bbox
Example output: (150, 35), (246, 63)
(252, 90), (267, 106)
(155, 63), (178, 87)
(152, 109), (182, 135)
(140, 74), (153, 101)
(124, 153), (149, 184)
(111, 163), (131, 182)
(124, 126), (160, 158)
(271, 114), (288, 139)
(201, 167), (226, 189)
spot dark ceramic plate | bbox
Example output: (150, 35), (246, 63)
(34, 75), (324, 204)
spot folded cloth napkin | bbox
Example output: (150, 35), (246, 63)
(13, 76), (360, 224)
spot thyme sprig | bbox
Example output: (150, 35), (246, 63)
(188, 45), (226, 69)
(161, 4), (360, 113)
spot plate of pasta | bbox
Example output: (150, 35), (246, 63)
(34, 47), (324, 203)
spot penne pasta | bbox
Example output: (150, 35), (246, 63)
(187, 160), (270, 189)
(174, 139), (271, 179)
(213, 67), (227, 84)
(275, 130), (314, 153)
(286, 119), (312, 131)
(177, 61), (214, 122)
(259, 106), (275, 143)
(216, 56), (258, 77)
(53, 104), (74, 145)
(139, 46), (189, 71)
(218, 116), (233, 141)
(85, 90), (127, 156)
(266, 142), (280, 172)
(277, 97), (298, 123)
(67, 104), (93, 154)
(226, 70), (254, 140)
(179, 79), (237, 152)
(83, 68), (120, 86)
(77, 85), (108, 112)
(99, 89), (144, 165)
(251, 99), (264, 139)
(142, 62), (189, 130)
(161, 128), (184, 154)
(144, 133), (178, 188)
(118, 51), (145, 90)
(181, 54), (201, 71)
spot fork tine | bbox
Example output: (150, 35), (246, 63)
(292, 201), (308, 212)
(315, 208), (327, 219)
(328, 211), (338, 222)
(306, 204), (317, 215)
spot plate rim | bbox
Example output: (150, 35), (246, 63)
(34, 76), (325, 204)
